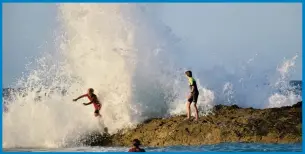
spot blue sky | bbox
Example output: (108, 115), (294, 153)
(3, 4), (58, 88)
(160, 3), (302, 77)
(2, 3), (302, 88)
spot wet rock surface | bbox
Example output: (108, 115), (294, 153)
(82, 101), (302, 147)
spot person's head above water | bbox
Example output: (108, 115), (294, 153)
(185, 70), (192, 77)
(88, 88), (94, 95)
(128, 139), (145, 152)
(132, 139), (141, 147)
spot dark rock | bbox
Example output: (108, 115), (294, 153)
(214, 104), (241, 111)
(231, 104), (240, 109)
(292, 101), (302, 108)
(78, 130), (112, 146)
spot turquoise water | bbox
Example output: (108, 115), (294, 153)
(148, 143), (302, 152)
(4, 143), (302, 152)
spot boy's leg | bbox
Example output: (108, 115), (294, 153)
(95, 113), (101, 117)
(193, 93), (199, 121)
(186, 101), (191, 119)
(94, 104), (102, 117)
(186, 95), (193, 119)
(94, 109), (101, 117)
(193, 103), (199, 121)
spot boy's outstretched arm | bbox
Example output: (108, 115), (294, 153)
(73, 94), (87, 101)
(83, 102), (93, 106)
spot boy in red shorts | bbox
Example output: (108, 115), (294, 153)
(73, 88), (102, 117)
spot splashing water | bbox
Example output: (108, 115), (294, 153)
(3, 4), (301, 148)
(3, 4), (191, 148)
(267, 55), (301, 108)
(222, 82), (236, 106)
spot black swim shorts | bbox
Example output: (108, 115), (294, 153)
(188, 92), (199, 103)
(94, 109), (100, 114)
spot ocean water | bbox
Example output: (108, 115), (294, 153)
(3, 143), (302, 152)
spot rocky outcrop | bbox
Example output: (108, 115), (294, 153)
(78, 101), (302, 147)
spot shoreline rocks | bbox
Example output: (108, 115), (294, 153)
(82, 101), (302, 147)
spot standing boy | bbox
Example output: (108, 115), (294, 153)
(185, 70), (199, 121)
